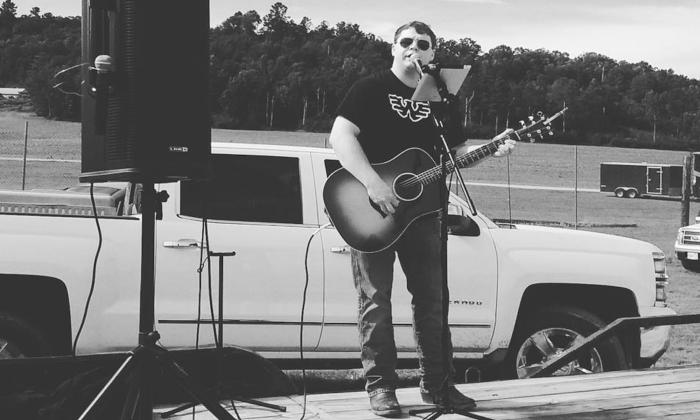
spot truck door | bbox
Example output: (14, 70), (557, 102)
(313, 155), (497, 356)
(647, 166), (662, 194)
(154, 149), (324, 353)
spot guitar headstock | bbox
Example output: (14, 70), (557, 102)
(513, 107), (568, 143)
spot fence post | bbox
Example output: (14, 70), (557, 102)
(681, 153), (692, 227)
(21, 120), (29, 190)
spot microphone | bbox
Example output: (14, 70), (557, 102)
(90, 54), (115, 135)
(412, 58), (423, 78)
(421, 62), (441, 75)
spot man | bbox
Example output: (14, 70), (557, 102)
(329, 21), (515, 417)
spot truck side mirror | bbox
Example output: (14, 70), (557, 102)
(448, 214), (480, 237)
(448, 202), (464, 217)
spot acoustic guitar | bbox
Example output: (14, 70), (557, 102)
(323, 108), (567, 253)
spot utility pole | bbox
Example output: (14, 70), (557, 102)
(682, 154), (692, 227)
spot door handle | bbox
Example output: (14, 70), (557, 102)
(330, 246), (351, 254)
(163, 239), (202, 248)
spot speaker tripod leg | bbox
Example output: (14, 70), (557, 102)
(226, 393), (286, 412)
(147, 344), (235, 419)
(121, 354), (155, 420)
(160, 386), (286, 419)
(78, 352), (137, 420)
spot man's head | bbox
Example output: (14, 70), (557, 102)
(391, 21), (436, 76)
(393, 21), (436, 49)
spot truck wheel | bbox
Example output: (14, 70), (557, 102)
(0, 312), (51, 359)
(681, 259), (700, 273)
(502, 305), (628, 379)
(625, 189), (638, 199)
(614, 188), (625, 198)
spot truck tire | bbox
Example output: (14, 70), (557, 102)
(0, 312), (52, 359)
(625, 189), (638, 199)
(681, 258), (700, 273)
(614, 188), (625, 198)
(502, 305), (628, 379)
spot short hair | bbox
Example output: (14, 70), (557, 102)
(393, 21), (437, 49)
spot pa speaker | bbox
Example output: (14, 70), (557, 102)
(80, 0), (210, 183)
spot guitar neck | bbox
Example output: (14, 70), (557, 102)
(454, 138), (506, 169)
(414, 107), (566, 186)
(418, 137), (506, 185)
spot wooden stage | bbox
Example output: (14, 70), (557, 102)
(154, 364), (700, 419)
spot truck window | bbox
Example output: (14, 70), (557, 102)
(180, 154), (303, 224)
(324, 159), (341, 176)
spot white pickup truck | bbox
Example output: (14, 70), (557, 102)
(0, 142), (674, 380)
(674, 220), (700, 272)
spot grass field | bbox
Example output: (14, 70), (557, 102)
(1, 110), (698, 373)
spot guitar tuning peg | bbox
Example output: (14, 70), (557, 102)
(528, 116), (535, 122)
(548, 130), (554, 136)
(519, 120), (526, 127)
(537, 111), (544, 118)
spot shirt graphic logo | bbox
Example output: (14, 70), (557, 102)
(388, 94), (431, 122)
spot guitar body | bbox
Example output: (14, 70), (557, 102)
(323, 148), (442, 253)
(323, 108), (568, 253)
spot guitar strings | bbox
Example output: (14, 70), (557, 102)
(396, 139), (504, 188)
(395, 113), (557, 189)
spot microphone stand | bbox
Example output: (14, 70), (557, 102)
(408, 65), (481, 420)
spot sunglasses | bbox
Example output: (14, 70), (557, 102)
(398, 37), (431, 51)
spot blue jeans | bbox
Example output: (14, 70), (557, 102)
(351, 215), (455, 393)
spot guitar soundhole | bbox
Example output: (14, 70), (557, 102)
(393, 173), (423, 201)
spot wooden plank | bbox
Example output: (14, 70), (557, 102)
(278, 366), (700, 406)
(470, 389), (700, 419)
(519, 394), (700, 420)
(302, 383), (700, 420)
(153, 366), (700, 420)
(534, 400), (700, 420)
(452, 366), (700, 402)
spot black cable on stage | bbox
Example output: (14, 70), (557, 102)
(66, 183), (103, 416)
(72, 182), (102, 356)
(298, 223), (331, 420)
(201, 214), (242, 420)
(191, 217), (208, 420)
(195, 217), (207, 350)
(204, 219), (219, 348)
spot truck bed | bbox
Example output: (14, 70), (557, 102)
(0, 185), (127, 217)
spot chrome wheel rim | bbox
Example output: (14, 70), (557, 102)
(515, 327), (603, 378)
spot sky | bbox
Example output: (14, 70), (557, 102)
(16, 0), (700, 80)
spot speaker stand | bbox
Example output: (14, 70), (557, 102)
(78, 182), (234, 419)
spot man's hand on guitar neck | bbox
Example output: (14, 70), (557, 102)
(455, 129), (516, 168)
(493, 128), (516, 157)
(494, 138), (516, 157)
(366, 174), (399, 216)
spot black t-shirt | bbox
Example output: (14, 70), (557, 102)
(336, 70), (463, 163)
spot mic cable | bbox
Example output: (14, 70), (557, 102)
(298, 222), (332, 420)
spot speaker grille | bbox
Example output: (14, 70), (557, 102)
(81, 0), (210, 183)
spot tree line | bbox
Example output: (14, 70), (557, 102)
(2, 1), (700, 149)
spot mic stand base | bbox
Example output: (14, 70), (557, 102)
(409, 405), (487, 420)
(160, 251), (286, 418)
